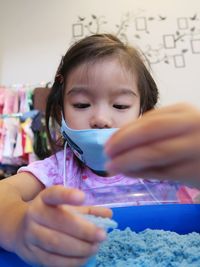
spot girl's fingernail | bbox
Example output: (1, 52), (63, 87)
(91, 244), (99, 253)
(96, 229), (107, 242)
(70, 190), (85, 203)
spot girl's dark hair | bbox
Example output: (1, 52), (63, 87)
(46, 33), (159, 152)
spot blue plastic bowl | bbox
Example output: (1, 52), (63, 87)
(112, 204), (200, 234)
(1, 204), (200, 267)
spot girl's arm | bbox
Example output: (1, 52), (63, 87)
(0, 172), (44, 251)
(0, 174), (111, 267)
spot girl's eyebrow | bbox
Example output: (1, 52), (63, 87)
(67, 86), (138, 97)
(113, 88), (138, 97)
(67, 86), (91, 96)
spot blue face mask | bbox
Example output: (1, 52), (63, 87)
(61, 117), (118, 173)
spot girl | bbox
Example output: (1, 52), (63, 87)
(18, 33), (160, 203)
(0, 34), (189, 267)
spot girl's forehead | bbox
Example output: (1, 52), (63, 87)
(66, 57), (137, 86)
(64, 58), (139, 97)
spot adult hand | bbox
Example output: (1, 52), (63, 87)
(105, 103), (200, 188)
(15, 185), (112, 267)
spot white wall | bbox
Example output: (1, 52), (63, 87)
(0, 0), (200, 107)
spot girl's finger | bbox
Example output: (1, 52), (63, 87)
(24, 243), (87, 267)
(27, 222), (99, 257)
(30, 204), (106, 243)
(41, 186), (85, 206)
(70, 205), (112, 218)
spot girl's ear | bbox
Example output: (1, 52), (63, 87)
(139, 107), (143, 116)
(55, 74), (64, 84)
(57, 108), (62, 125)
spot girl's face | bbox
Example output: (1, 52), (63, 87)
(64, 57), (140, 129)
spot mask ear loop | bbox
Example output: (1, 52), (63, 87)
(63, 140), (68, 187)
(139, 179), (160, 204)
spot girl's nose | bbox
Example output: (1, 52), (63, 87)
(90, 114), (112, 129)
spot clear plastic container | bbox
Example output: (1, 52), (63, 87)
(83, 180), (191, 208)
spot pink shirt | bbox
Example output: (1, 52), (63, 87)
(18, 148), (197, 206)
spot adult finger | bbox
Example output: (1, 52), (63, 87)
(143, 103), (195, 118)
(123, 158), (200, 188)
(106, 131), (200, 174)
(105, 111), (200, 158)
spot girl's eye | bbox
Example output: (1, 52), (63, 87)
(113, 104), (130, 110)
(73, 103), (90, 109)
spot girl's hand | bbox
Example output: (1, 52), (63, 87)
(15, 185), (112, 267)
(105, 103), (200, 188)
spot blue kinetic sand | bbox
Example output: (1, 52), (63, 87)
(81, 214), (118, 267)
(81, 214), (118, 231)
(96, 228), (200, 266)
(1, 204), (200, 266)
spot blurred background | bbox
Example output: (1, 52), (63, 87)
(0, 0), (200, 107)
